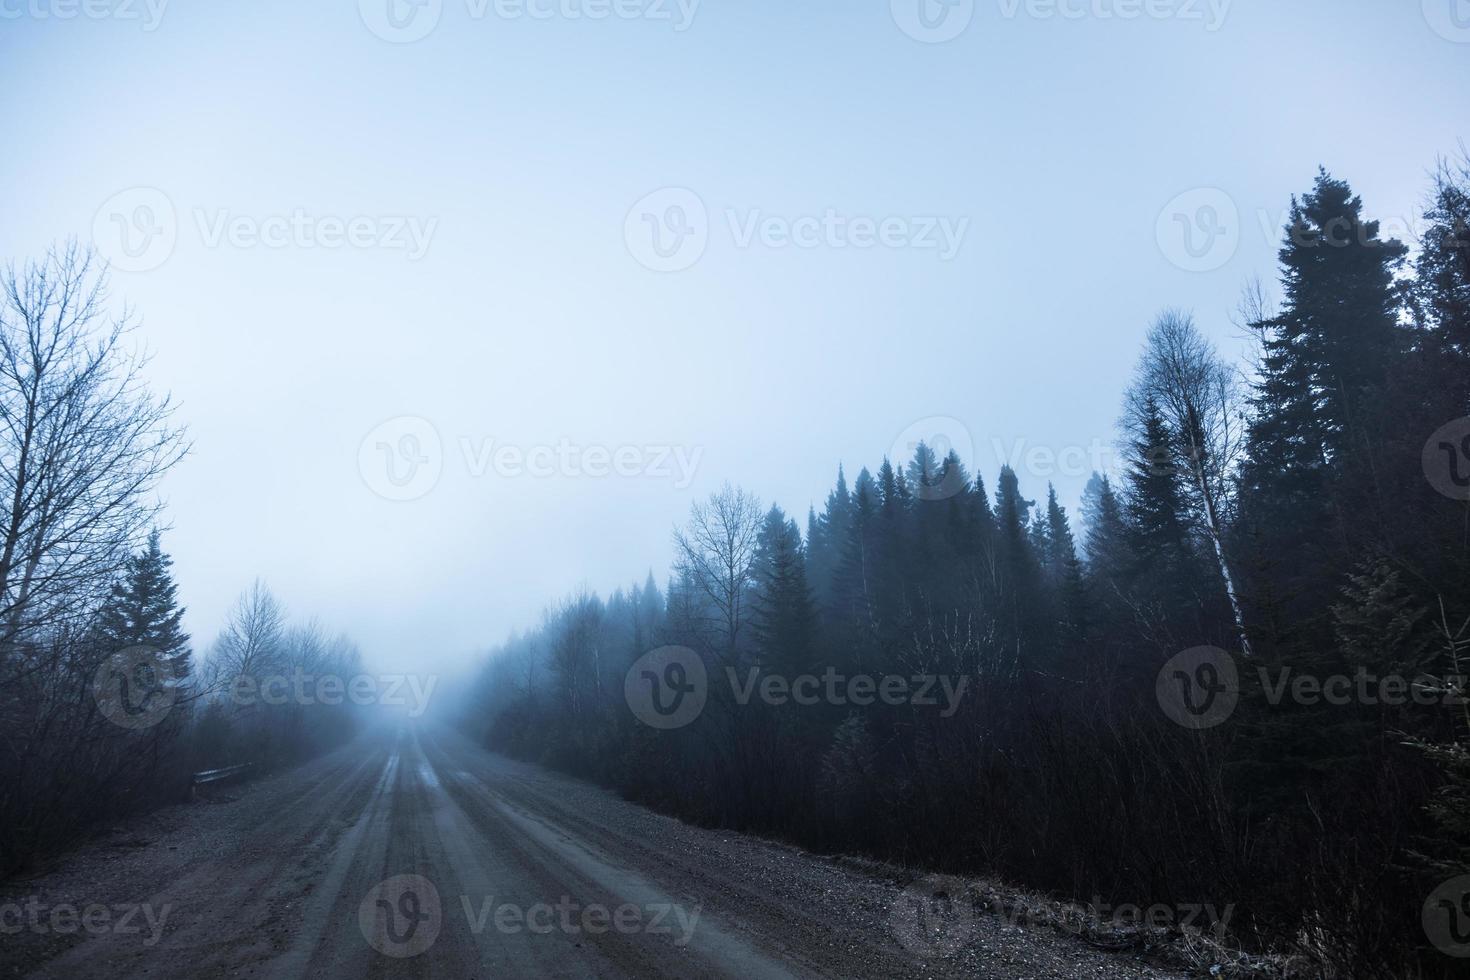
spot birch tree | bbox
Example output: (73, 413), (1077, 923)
(1125, 309), (1252, 656)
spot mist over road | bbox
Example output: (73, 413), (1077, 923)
(7, 726), (1180, 978)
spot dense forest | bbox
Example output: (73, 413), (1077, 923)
(0, 246), (365, 876)
(464, 162), (1470, 977)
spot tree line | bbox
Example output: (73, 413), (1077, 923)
(0, 244), (365, 876)
(465, 162), (1470, 977)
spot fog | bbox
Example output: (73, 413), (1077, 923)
(1, 0), (1463, 680)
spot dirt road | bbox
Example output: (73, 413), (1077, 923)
(3, 725), (1185, 978)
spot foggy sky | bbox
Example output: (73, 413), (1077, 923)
(1, 0), (1465, 674)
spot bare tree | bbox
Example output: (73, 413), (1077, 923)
(673, 482), (762, 663)
(547, 590), (603, 722)
(0, 242), (187, 670)
(209, 580), (287, 696)
(1125, 309), (1252, 656)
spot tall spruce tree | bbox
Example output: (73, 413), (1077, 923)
(1239, 172), (1407, 642)
(993, 466), (1045, 659)
(98, 530), (191, 678)
(1123, 399), (1210, 642)
(1043, 485), (1088, 650)
(751, 506), (817, 676)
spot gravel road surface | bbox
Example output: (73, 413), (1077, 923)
(2, 725), (1187, 978)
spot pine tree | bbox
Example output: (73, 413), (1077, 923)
(832, 468), (880, 673)
(1240, 172), (1408, 655)
(1124, 401), (1192, 564)
(993, 466), (1044, 659)
(1081, 473), (1130, 581)
(1043, 485), (1088, 649)
(1251, 170), (1407, 462)
(969, 473), (996, 557)
(751, 506), (817, 676)
(98, 530), (191, 679)
(1414, 160), (1470, 409)
(904, 439), (947, 501)
(807, 466), (852, 613)
(1123, 399), (1209, 640)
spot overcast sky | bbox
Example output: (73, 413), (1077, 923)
(1, 0), (1466, 673)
